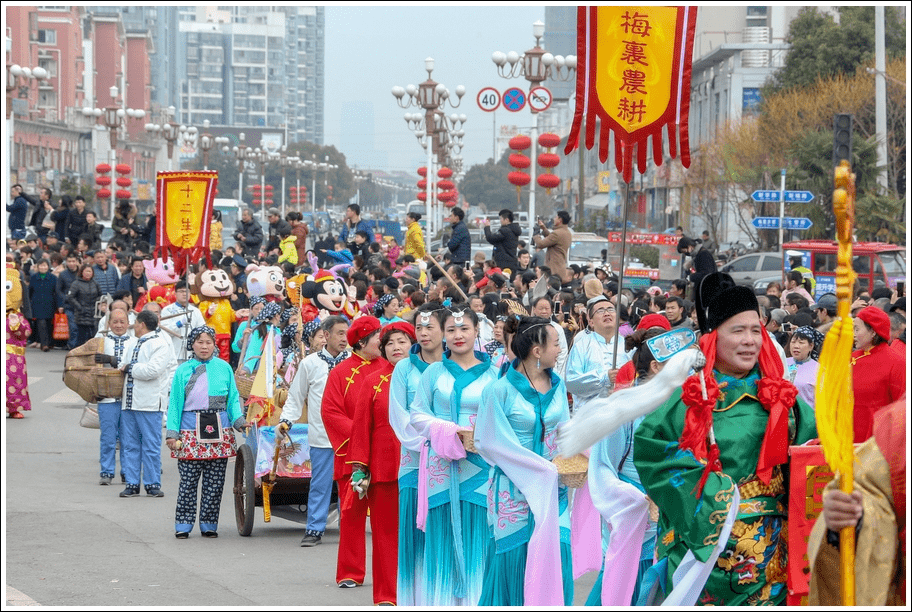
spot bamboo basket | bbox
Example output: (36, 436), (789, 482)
(553, 454), (589, 488)
(63, 337), (124, 403)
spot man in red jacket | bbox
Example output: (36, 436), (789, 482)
(321, 316), (387, 589)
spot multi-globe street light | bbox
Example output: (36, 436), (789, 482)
(492, 20), (576, 224)
(393, 57), (465, 253)
(143, 106), (180, 171)
(6, 62), (49, 184)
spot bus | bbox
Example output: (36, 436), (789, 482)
(783, 240), (905, 298)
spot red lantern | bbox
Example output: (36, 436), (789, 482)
(251, 184), (262, 192)
(538, 133), (561, 149)
(95, 176), (112, 186)
(116, 176), (132, 188)
(417, 179), (428, 190)
(537, 153), (560, 169)
(96, 163), (111, 175)
(537, 174), (561, 192)
(289, 186), (298, 193)
(509, 154), (531, 169)
(509, 135), (531, 151)
(417, 167), (427, 177)
(96, 188), (112, 199)
(417, 192), (427, 202)
(115, 164), (132, 175)
(438, 191), (453, 202)
(444, 199), (457, 208)
(265, 199), (274, 205)
(437, 167), (453, 179)
(438, 179), (455, 191)
(264, 184), (273, 191)
(115, 189), (132, 200)
(508, 171), (531, 187)
(253, 198), (263, 205)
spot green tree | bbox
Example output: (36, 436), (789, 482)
(766, 6), (906, 94)
(459, 154), (523, 213)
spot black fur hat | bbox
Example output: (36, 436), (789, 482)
(695, 272), (759, 334)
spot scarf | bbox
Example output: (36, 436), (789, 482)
(317, 348), (348, 372)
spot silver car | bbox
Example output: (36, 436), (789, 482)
(719, 252), (783, 286)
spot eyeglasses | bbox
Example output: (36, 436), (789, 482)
(591, 307), (616, 317)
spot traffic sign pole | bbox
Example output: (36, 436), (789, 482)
(779, 169), (786, 285)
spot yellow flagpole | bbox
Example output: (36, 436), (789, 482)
(814, 160), (856, 606)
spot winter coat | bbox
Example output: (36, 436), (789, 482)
(56, 267), (78, 307)
(116, 273), (148, 305)
(291, 223), (308, 264)
(85, 223), (104, 250)
(210, 220), (223, 250)
(266, 219), (292, 253)
(484, 222), (522, 271)
(67, 277), (102, 326)
(278, 235), (299, 265)
(446, 220), (471, 264)
(6, 195), (29, 233)
(235, 218), (264, 256)
(93, 263), (120, 296)
(65, 207), (89, 244)
(50, 206), (70, 238)
(29, 271), (59, 319)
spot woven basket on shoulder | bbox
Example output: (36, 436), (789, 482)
(235, 371), (255, 399)
(64, 337), (124, 403)
(553, 454), (589, 489)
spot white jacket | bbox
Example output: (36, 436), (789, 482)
(119, 329), (177, 412)
(160, 302), (206, 360)
(280, 349), (348, 449)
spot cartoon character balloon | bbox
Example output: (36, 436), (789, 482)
(192, 267), (240, 361)
(245, 264), (285, 303)
(135, 257), (180, 311)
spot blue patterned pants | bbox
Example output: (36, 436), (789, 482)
(175, 458), (228, 533)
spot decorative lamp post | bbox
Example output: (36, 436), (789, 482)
(393, 57), (465, 254)
(83, 85), (145, 217)
(492, 20), (576, 224)
(198, 120), (215, 170)
(6, 63), (48, 178)
(224, 132), (248, 205)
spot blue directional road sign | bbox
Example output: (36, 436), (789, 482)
(750, 217), (813, 230)
(750, 190), (815, 203)
(502, 87), (526, 112)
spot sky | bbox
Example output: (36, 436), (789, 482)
(324, 5), (548, 175)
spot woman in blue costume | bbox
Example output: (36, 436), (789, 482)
(165, 326), (247, 538)
(238, 301), (282, 374)
(585, 317), (684, 605)
(231, 296), (265, 356)
(474, 315), (574, 606)
(409, 307), (498, 606)
(387, 302), (446, 606)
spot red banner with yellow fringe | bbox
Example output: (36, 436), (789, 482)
(154, 171), (218, 275)
(564, 6), (698, 182)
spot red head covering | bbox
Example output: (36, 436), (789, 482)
(636, 313), (672, 332)
(381, 321), (416, 343)
(347, 316), (381, 347)
(856, 305), (891, 341)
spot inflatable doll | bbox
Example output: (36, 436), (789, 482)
(135, 257), (180, 311)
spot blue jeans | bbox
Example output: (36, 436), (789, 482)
(120, 410), (163, 490)
(65, 307), (78, 349)
(98, 401), (125, 478)
(11, 228), (26, 240)
(306, 446), (335, 533)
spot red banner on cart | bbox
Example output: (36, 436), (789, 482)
(155, 171), (218, 275)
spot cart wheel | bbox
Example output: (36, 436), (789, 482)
(234, 444), (255, 536)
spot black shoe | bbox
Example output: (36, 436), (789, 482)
(99, 476), (113, 486)
(300, 533), (322, 547)
(201, 530), (218, 538)
(338, 579), (358, 588)
(146, 488), (165, 498)
(119, 487), (140, 498)
(175, 531), (190, 539)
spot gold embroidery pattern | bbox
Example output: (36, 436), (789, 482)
(739, 470), (785, 500)
(372, 373), (392, 400)
(703, 504), (731, 546)
(662, 529), (675, 546)
(715, 480), (736, 503)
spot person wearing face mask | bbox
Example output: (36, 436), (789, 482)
(474, 316), (573, 606)
(321, 316), (389, 589)
(348, 321), (417, 605)
(564, 295), (631, 415)
(164, 326), (247, 538)
(387, 303), (447, 605)
(633, 273), (816, 605)
(409, 308), (499, 606)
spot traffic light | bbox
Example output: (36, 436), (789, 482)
(833, 113), (853, 167)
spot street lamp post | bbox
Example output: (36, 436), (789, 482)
(492, 20), (576, 224)
(198, 120), (214, 170)
(279, 146), (290, 217)
(393, 57), (465, 254)
(6, 63), (49, 177)
(83, 85), (146, 218)
(223, 133), (248, 206)
(144, 106), (181, 171)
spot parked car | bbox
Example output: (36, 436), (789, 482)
(719, 252), (783, 286)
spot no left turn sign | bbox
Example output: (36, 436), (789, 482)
(477, 87), (501, 112)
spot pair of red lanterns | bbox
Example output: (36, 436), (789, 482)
(507, 132), (562, 193)
(416, 166), (458, 207)
(250, 183), (274, 207)
(95, 163), (133, 200)
(289, 185), (308, 205)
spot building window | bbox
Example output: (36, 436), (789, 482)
(37, 29), (57, 44)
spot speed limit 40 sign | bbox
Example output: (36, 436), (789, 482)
(477, 87), (500, 112)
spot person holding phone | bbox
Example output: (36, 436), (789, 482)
(444, 207), (471, 269)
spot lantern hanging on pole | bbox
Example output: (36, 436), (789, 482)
(96, 163), (111, 175)
(417, 179), (427, 190)
(508, 153), (531, 169)
(538, 133), (561, 149)
(97, 188), (112, 200)
(536, 133), (562, 194)
(416, 192), (427, 202)
(115, 163), (132, 175)
(116, 176), (132, 188)
(417, 167), (427, 177)
(115, 189), (132, 200)
(509, 135), (532, 151)
(437, 167), (453, 179)
(96, 176), (112, 187)
(438, 179), (455, 192)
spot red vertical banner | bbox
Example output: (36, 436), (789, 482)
(155, 171), (218, 275)
(565, 6), (698, 182)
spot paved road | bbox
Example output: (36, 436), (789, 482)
(5, 348), (597, 606)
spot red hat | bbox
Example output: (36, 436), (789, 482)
(856, 305), (891, 341)
(636, 313), (672, 332)
(381, 321), (416, 343)
(347, 316), (381, 347)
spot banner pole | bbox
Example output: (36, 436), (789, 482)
(611, 177), (632, 369)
